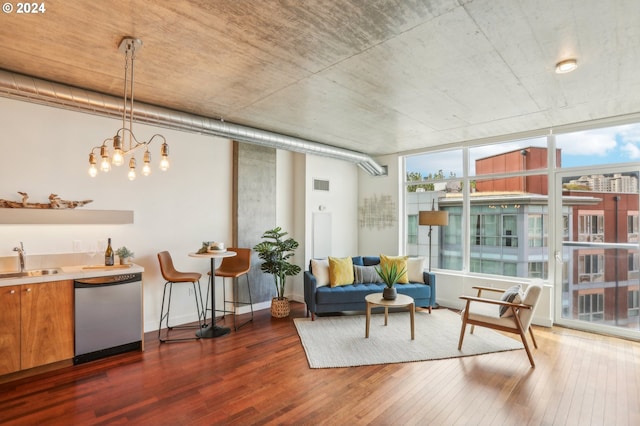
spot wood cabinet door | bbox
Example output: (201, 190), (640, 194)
(21, 280), (74, 370)
(0, 285), (21, 375)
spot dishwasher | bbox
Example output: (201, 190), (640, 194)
(74, 272), (143, 364)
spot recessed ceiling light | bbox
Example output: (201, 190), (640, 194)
(555, 59), (578, 74)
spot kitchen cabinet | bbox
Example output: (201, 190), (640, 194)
(0, 285), (21, 375)
(0, 280), (74, 375)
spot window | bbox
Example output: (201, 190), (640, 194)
(629, 213), (639, 243)
(528, 214), (545, 247)
(629, 290), (639, 318)
(528, 262), (547, 278)
(578, 253), (604, 283)
(578, 212), (604, 242)
(578, 293), (604, 321)
(407, 214), (418, 244)
(628, 251), (639, 280)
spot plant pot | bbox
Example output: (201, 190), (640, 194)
(271, 297), (290, 318)
(383, 287), (397, 300)
(119, 257), (132, 265)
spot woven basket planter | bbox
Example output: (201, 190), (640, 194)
(271, 297), (290, 318)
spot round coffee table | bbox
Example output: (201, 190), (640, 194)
(365, 293), (415, 340)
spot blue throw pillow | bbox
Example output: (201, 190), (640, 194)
(363, 256), (380, 266)
(352, 256), (364, 266)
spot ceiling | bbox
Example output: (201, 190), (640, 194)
(1, 0), (640, 158)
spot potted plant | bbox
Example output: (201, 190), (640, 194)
(253, 226), (301, 318)
(375, 262), (406, 300)
(115, 246), (135, 265)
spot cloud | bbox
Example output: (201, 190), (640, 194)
(621, 142), (640, 159)
(556, 131), (617, 156)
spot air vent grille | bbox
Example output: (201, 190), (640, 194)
(313, 179), (330, 191)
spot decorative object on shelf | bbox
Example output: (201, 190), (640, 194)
(0, 192), (92, 209)
(253, 226), (301, 318)
(87, 37), (170, 180)
(419, 199), (449, 272)
(115, 246), (135, 265)
(375, 262), (406, 300)
(196, 242), (210, 254)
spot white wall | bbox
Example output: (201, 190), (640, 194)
(293, 154), (359, 302)
(0, 97), (234, 332)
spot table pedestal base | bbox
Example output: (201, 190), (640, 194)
(196, 324), (230, 338)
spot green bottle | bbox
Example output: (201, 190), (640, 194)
(105, 238), (114, 266)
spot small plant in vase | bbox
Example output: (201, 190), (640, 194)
(254, 227), (301, 318)
(115, 246), (135, 265)
(375, 262), (406, 300)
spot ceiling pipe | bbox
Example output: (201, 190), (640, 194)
(0, 69), (385, 175)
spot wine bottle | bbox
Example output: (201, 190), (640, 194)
(105, 238), (114, 266)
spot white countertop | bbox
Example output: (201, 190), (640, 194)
(0, 263), (144, 287)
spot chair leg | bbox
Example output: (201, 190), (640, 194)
(514, 313), (535, 367)
(158, 280), (203, 343)
(458, 316), (467, 350)
(529, 326), (538, 349)
(232, 274), (254, 330)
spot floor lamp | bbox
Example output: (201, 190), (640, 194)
(419, 206), (449, 272)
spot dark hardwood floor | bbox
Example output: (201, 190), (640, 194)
(1, 302), (639, 425)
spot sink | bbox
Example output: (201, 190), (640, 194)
(0, 268), (61, 279)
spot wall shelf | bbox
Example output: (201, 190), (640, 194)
(0, 209), (134, 225)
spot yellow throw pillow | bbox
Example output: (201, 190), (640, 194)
(328, 256), (354, 287)
(379, 254), (409, 284)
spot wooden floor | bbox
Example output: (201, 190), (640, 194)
(1, 302), (639, 425)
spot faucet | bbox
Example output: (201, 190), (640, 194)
(13, 242), (25, 272)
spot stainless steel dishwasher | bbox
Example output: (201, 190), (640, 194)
(74, 272), (143, 364)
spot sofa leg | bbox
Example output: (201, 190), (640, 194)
(428, 306), (432, 314)
(311, 312), (315, 321)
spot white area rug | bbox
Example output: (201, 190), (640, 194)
(294, 309), (524, 368)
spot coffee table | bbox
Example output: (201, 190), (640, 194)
(365, 293), (415, 340)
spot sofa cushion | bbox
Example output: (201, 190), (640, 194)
(407, 257), (426, 283)
(315, 282), (430, 304)
(328, 256), (355, 287)
(353, 265), (383, 284)
(362, 256), (381, 266)
(310, 258), (330, 287)
(499, 285), (522, 317)
(352, 256), (364, 266)
(380, 254), (409, 283)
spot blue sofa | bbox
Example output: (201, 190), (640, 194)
(303, 256), (436, 320)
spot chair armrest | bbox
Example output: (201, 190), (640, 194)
(459, 295), (532, 309)
(423, 271), (436, 307)
(471, 285), (506, 294)
(303, 271), (317, 313)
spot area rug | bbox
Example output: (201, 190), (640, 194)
(294, 309), (524, 368)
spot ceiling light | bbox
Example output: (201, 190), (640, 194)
(88, 37), (170, 179)
(555, 59), (577, 74)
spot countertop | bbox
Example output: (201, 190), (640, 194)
(0, 264), (145, 287)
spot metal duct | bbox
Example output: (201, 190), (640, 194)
(0, 69), (385, 175)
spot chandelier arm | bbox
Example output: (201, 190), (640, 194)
(129, 42), (135, 151)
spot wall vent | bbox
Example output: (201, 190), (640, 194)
(313, 179), (330, 191)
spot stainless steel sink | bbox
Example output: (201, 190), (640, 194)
(0, 268), (61, 279)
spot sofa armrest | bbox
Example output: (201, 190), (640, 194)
(423, 271), (436, 308)
(303, 271), (318, 317)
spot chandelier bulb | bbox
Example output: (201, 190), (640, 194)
(160, 142), (170, 171)
(128, 157), (136, 180)
(142, 150), (151, 176)
(88, 152), (98, 177)
(112, 134), (124, 166)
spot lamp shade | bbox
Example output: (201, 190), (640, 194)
(419, 210), (449, 226)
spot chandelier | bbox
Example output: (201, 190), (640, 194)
(88, 37), (169, 180)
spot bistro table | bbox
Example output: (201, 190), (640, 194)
(189, 250), (237, 338)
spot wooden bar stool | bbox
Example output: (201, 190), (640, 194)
(157, 251), (204, 342)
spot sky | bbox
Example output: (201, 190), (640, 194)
(406, 122), (640, 178)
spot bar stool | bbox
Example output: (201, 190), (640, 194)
(157, 251), (204, 342)
(203, 248), (254, 330)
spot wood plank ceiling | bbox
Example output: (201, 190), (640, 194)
(1, 0), (639, 156)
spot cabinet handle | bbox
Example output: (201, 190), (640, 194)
(10, 289), (16, 294)
(25, 288), (32, 292)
